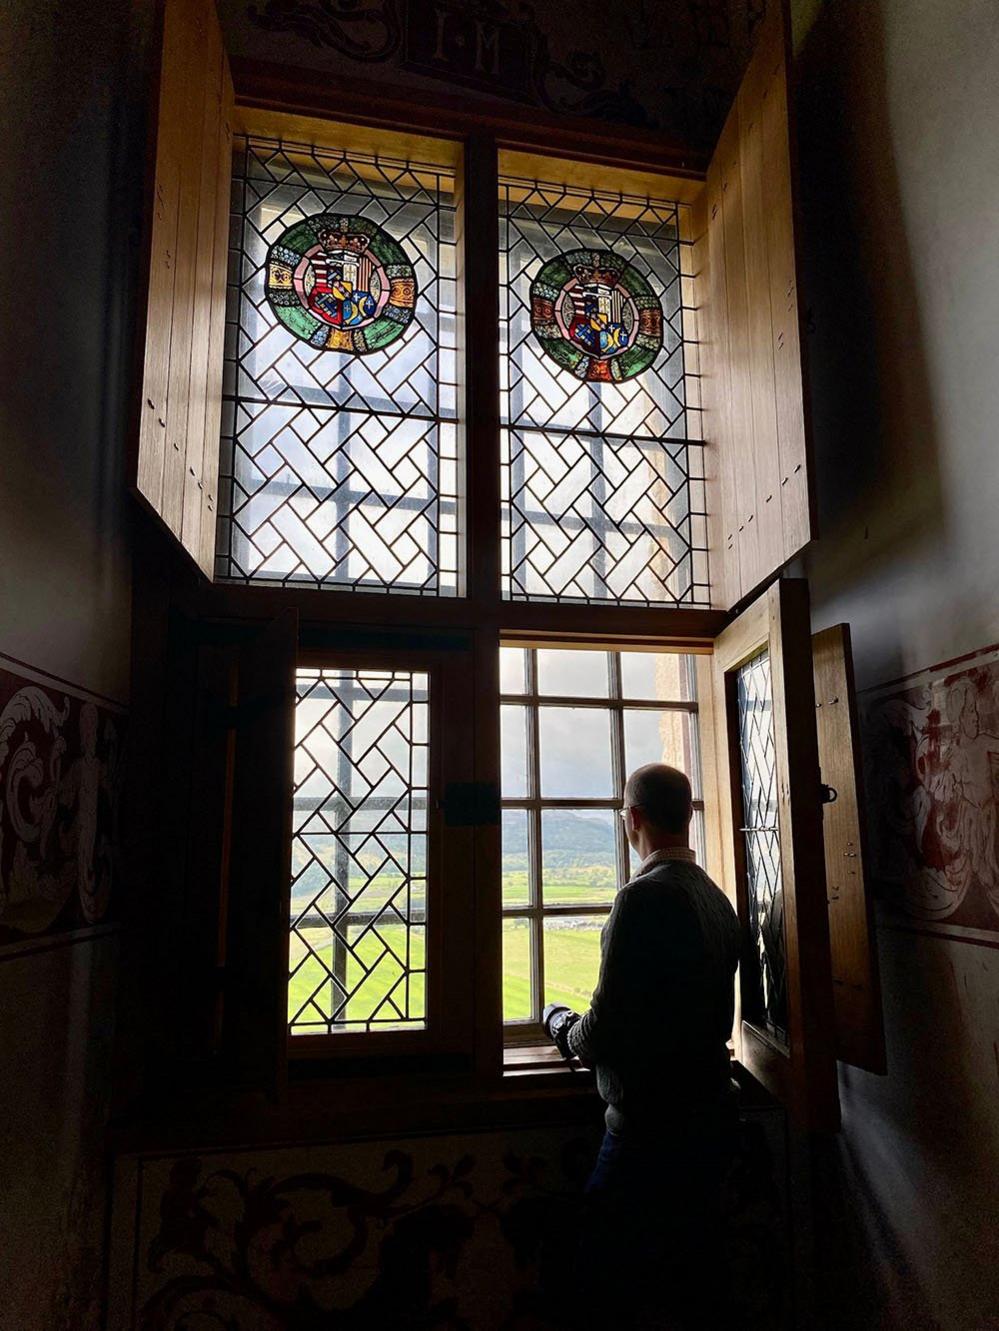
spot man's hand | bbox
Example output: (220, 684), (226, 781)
(542, 1002), (580, 1060)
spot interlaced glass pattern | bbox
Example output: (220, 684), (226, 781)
(500, 172), (708, 605)
(736, 650), (788, 1047)
(500, 647), (703, 1026)
(217, 136), (459, 594)
(290, 668), (429, 1035)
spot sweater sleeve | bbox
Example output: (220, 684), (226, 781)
(567, 885), (642, 1066)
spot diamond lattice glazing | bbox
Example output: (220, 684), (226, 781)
(736, 649), (788, 1046)
(499, 172), (707, 605)
(290, 668), (429, 1035)
(217, 137), (458, 594)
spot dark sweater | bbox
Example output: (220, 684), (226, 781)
(567, 857), (742, 1133)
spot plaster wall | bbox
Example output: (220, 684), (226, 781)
(0, 2), (147, 1327)
(797, 0), (999, 1324)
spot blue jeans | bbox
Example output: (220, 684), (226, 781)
(576, 1116), (736, 1329)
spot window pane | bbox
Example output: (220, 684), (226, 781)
(620, 650), (694, 701)
(537, 648), (609, 698)
(499, 167), (708, 607)
(623, 709), (701, 798)
(218, 136), (460, 595)
(500, 646), (527, 695)
(502, 809), (530, 906)
(501, 705), (529, 797)
(542, 809), (618, 904)
(290, 668), (428, 1035)
(539, 707), (613, 797)
(503, 917), (534, 1022)
(543, 915), (604, 1012)
(736, 650), (788, 1048)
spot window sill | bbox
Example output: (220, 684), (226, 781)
(503, 1042), (591, 1080)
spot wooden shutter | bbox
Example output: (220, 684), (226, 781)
(813, 625), (885, 1073)
(134, 0), (233, 578)
(224, 611), (297, 1095)
(707, 580), (838, 1129)
(695, 1), (814, 608)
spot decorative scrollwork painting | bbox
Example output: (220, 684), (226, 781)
(863, 643), (999, 939)
(0, 661), (123, 942)
(113, 1121), (787, 1329)
(240, 0), (765, 146)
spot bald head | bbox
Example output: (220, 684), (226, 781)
(624, 763), (692, 836)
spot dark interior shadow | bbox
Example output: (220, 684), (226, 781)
(795, 0), (946, 687)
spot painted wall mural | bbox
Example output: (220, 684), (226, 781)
(112, 1118), (786, 1330)
(0, 659), (124, 943)
(862, 644), (999, 939)
(221, 0), (767, 147)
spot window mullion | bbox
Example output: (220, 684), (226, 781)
(460, 133), (501, 612)
(526, 649), (544, 1021)
(610, 652), (629, 886)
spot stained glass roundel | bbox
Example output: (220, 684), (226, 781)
(530, 248), (663, 382)
(265, 212), (418, 354)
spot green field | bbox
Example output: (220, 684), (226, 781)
(288, 911), (605, 1030)
(288, 807), (616, 1031)
(502, 915), (603, 1020)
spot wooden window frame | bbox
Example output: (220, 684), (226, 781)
(195, 94), (725, 1086)
(500, 645), (705, 1045)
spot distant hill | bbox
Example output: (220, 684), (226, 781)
(503, 809), (617, 868)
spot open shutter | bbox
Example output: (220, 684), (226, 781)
(224, 611), (297, 1095)
(813, 625), (885, 1073)
(133, 0), (232, 578)
(708, 579), (838, 1129)
(695, 1), (814, 609)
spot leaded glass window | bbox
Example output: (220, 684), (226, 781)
(500, 168), (708, 606)
(217, 135), (459, 594)
(736, 649), (788, 1046)
(290, 668), (429, 1035)
(500, 647), (704, 1027)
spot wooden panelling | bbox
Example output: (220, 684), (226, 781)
(718, 116), (762, 594)
(711, 581), (839, 1130)
(694, 1), (813, 609)
(198, 62), (234, 577)
(738, 75), (782, 581)
(224, 611), (297, 1097)
(812, 625), (886, 1073)
(699, 172), (739, 609)
(134, 0), (232, 579)
(762, 30), (811, 559)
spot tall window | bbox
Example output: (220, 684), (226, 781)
(290, 667), (429, 1036)
(499, 166), (707, 606)
(500, 646), (703, 1030)
(217, 133), (459, 594)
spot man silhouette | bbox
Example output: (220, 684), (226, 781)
(543, 763), (742, 1328)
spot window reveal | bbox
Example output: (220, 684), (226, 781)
(218, 136), (458, 594)
(290, 668), (429, 1035)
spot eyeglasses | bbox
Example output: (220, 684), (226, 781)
(618, 804), (641, 822)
